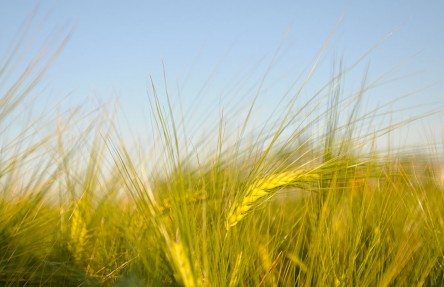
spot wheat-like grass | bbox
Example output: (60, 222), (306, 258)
(226, 170), (319, 230)
(286, 253), (308, 274)
(168, 240), (199, 287)
(228, 252), (243, 287)
(159, 191), (208, 214)
(69, 207), (87, 264)
(258, 244), (277, 287)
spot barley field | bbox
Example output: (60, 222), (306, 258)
(1, 5), (444, 287)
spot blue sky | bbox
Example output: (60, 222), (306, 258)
(0, 1), (443, 147)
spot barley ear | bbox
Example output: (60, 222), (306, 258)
(228, 252), (243, 287)
(168, 240), (199, 287)
(226, 170), (319, 230)
(69, 207), (87, 264)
